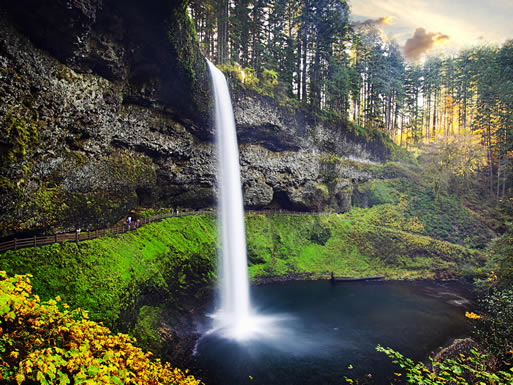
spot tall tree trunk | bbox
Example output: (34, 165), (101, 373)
(433, 91), (437, 138)
(297, 35), (302, 100)
(393, 101), (399, 142)
(503, 156), (507, 197)
(205, 10), (213, 59)
(360, 78), (365, 125)
(302, 33), (308, 104)
(424, 91), (431, 143)
(386, 95), (392, 133)
(488, 120), (494, 194)
(353, 95), (357, 122)
(400, 113), (404, 146)
(497, 155), (502, 198)
(217, 0), (229, 65)
(311, 39), (321, 110)
(463, 84), (468, 133)
(251, 0), (262, 71)
(414, 91), (419, 143)
(364, 74), (368, 125)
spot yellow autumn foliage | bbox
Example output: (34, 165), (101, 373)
(465, 311), (482, 320)
(0, 271), (203, 385)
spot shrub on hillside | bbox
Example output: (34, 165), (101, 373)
(487, 231), (513, 286)
(0, 271), (202, 385)
(473, 288), (513, 369)
(373, 345), (512, 385)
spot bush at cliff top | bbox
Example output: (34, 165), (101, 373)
(0, 271), (203, 385)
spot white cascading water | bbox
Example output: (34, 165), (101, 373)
(207, 59), (253, 340)
(201, 59), (292, 346)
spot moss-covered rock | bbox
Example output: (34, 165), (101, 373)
(0, 1), (215, 237)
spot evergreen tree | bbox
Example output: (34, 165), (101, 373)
(186, 0), (513, 199)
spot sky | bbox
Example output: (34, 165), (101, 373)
(349, 0), (513, 60)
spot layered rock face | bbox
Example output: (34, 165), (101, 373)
(0, 0), (389, 237)
(234, 88), (389, 211)
(0, 0), (211, 236)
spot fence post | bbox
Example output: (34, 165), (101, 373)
(55, 234), (58, 243)
(14, 238), (17, 250)
(33, 235), (37, 247)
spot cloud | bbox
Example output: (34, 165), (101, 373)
(403, 27), (450, 60)
(351, 16), (394, 29)
(351, 0), (505, 52)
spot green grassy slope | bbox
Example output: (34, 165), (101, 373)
(0, 215), (217, 330)
(246, 208), (482, 281)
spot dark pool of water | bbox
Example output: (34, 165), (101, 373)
(195, 280), (473, 385)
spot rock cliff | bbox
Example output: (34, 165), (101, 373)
(233, 87), (390, 211)
(0, 0), (391, 237)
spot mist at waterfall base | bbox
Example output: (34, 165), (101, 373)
(196, 280), (472, 385)
(207, 59), (285, 342)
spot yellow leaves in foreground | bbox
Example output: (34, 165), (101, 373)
(487, 270), (498, 286)
(465, 311), (482, 319)
(0, 271), (203, 385)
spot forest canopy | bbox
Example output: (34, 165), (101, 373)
(188, 0), (513, 199)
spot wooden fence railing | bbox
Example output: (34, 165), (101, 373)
(0, 209), (331, 254)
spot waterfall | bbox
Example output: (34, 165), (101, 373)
(207, 59), (253, 340)
(201, 59), (288, 347)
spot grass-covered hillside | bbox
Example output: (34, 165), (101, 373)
(246, 208), (481, 281)
(0, 215), (217, 356)
(243, 147), (496, 281)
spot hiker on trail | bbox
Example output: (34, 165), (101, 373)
(127, 216), (132, 230)
(136, 219), (140, 228)
(76, 227), (81, 242)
